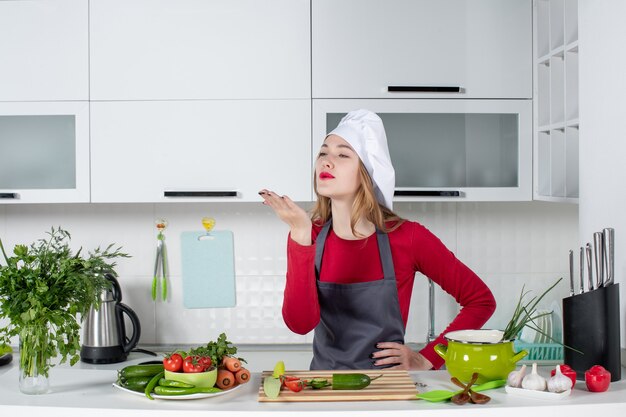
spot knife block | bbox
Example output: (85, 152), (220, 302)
(562, 283), (621, 381)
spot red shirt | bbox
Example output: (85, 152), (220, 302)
(282, 220), (496, 369)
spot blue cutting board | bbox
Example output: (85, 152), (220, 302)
(180, 230), (236, 308)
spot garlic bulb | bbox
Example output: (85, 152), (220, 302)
(521, 363), (547, 391)
(547, 365), (573, 393)
(507, 364), (527, 388)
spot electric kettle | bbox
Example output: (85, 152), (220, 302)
(80, 273), (141, 364)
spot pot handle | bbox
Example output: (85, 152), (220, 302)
(433, 343), (448, 360)
(510, 349), (528, 364)
(117, 303), (141, 353)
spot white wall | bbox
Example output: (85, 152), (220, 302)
(0, 201), (578, 347)
(579, 1), (626, 348)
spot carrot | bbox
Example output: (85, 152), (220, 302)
(235, 368), (250, 384)
(216, 369), (235, 389)
(222, 356), (241, 373)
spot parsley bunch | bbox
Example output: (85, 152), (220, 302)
(0, 227), (129, 377)
(189, 332), (245, 367)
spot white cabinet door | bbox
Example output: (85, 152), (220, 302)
(91, 100), (311, 203)
(0, 0), (88, 101)
(90, 0), (310, 100)
(313, 0), (532, 99)
(0, 102), (90, 203)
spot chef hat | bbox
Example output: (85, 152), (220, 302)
(326, 109), (395, 210)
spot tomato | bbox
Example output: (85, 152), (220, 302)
(280, 375), (300, 388)
(163, 353), (183, 372)
(198, 356), (212, 369)
(551, 364), (577, 388)
(183, 355), (207, 373)
(284, 378), (305, 393)
(585, 365), (611, 392)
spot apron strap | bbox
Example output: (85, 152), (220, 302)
(315, 220), (396, 281)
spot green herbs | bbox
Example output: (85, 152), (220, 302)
(0, 227), (129, 377)
(501, 277), (562, 342)
(188, 333), (242, 367)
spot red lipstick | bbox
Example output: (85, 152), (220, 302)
(319, 172), (335, 180)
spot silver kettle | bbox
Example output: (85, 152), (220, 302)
(80, 273), (141, 364)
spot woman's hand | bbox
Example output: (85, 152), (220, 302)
(259, 189), (312, 245)
(372, 342), (433, 370)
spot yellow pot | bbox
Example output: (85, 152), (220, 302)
(434, 329), (527, 384)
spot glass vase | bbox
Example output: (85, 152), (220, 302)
(18, 325), (50, 394)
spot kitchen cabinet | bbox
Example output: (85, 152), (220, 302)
(0, 0), (88, 101)
(90, 100), (311, 203)
(0, 102), (90, 203)
(312, 0), (532, 99)
(89, 0), (310, 101)
(534, 0), (579, 202)
(314, 99), (532, 201)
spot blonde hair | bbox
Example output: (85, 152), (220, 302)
(311, 162), (404, 237)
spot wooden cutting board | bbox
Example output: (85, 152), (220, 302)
(258, 369), (418, 402)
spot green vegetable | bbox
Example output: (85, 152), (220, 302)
(416, 379), (506, 402)
(307, 378), (331, 389)
(119, 364), (164, 379)
(158, 378), (194, 388)
(0, 227), (129, 379)
(187, 333), (244, 368)
(153, 386), (222, 396)
(332, 373), (381, 390)
(144, 371), (165, 400)
(263, 376), (282, 398)
(118, 376), (153, 392)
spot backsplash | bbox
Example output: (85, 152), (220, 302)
(0, 201), (578, 346)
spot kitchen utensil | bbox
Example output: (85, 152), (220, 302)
(450, 373), (478, 405)
(152, 219), (168, 301)
(579, 247), (585, 294)
(451, 376), (491, 404)
(593, 232), (604, 290)
(258, 370), (416, 402)
(603, 228), (614, 286)
(586, 243), (593, 292)
(80, 273), (141, 364)
(180, 224), (236, 308)
(433, 329), (527, 384)
(568, 249), (574, 296)
(415, 379), (505, 402)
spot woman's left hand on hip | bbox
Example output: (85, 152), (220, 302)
(372, 342), (433, 370)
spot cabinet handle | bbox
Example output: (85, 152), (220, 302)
(164, 191), (238, 197)
(0, 193), (18, 199)
(394, 190), (461, 197)
(387, 86), (461, 93)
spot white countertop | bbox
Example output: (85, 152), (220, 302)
(1, 350), (625, 417)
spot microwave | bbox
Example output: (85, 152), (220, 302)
(313, 99), (532, 202)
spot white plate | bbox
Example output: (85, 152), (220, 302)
(505, 385), (571, 400)
(112, 382), (242, 400)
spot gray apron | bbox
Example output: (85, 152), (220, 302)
(310, 221), (406, 370)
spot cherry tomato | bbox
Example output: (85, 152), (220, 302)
(183, 355), (207, 373)
(284, 378), (305, 392)
(163, 353), (183, 372)
(551, 364), (577, 388)
(585, 365), (611, 392)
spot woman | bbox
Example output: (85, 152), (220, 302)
(259, 109), (495, 370)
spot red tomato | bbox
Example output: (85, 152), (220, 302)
(280, 375), (300, 388)
(183, 356), (207, 373)
(284, 378), (305, 393)
(197, 356), (212, 369)
(551, 364), (577, 388)
(585, 365), (611, 392)
(163, 353), (183, 372)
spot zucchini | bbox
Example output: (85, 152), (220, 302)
(118, 364), (164, 379)
(332, 373), (382, 390)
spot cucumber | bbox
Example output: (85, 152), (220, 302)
(332, 373), (382, 390)
(118, 375), (153, 392)
(118, 364), (164, 379)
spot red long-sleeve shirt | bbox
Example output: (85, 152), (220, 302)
(282, 220), (496, 369)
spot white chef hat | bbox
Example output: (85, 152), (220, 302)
(326, 109), (395, 210)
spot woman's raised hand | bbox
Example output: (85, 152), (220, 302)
(259, 189), (312, 245)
